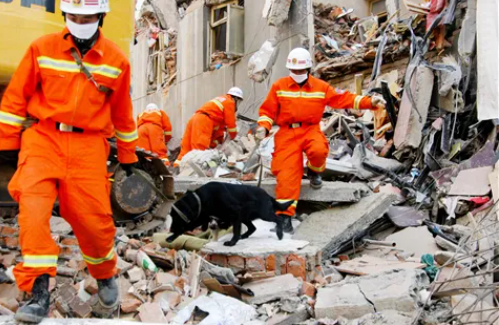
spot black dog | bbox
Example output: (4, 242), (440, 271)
(167, 182), (293, 246)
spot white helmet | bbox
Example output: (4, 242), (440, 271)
(60, 0), (110, 15)
(145, 103), (160, 111)
(286, 48), (313, 70)
(227, 87), (244, 100)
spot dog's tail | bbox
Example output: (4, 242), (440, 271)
(271, 198), (294, 211)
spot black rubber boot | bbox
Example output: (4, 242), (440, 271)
(271, 216), (294, 234)
(97, 277), (119, 309)
(15, 274), (50, 324)
(307, 169), (323, 189)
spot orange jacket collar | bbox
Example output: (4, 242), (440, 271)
(61, 27), (105, 57)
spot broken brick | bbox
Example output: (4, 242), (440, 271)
(69, 297), (92, 318)
(155, 272), (177, 286)
(60, 237), (79, 246)
(84, 277), (98, 295)
(1, 253), (17, 268)
(209, 254), (227, 267)
(265, 254), (276, 272)
(0, 226), (18, 236)
(287, 254), (307, 281)
(121, 298), (142, 313)
(0, 297), (19, 312)
(301, 282), (316, 298)
(4, 237), (19, 249)
(154, 290), (182, 308)
(245, 257), (265, 272)
(227, 255), (245, 269)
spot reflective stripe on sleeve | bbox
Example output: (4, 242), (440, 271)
(0, 111), (26, 127)
(115, 129), (138, 142)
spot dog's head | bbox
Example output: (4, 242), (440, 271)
(167, 191), (200, 242)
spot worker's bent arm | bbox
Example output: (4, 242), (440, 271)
(0, 45), (40, 150)
(224, 100), (238, 139)
(325, 85), (373, 110)
(258, 83), (279, 131)
(161, 111), (172, 143)
(110, 62), (139, 164)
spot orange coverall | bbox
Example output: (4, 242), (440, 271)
(175, 94), (238, 165)
(258, 75), (373, 217)
(0, 28), (138, 292)
(137, 109), (172, 164)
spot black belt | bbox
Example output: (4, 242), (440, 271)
(56, 122), (84, 133)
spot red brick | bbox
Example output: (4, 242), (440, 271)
(209, 254), (227, 267)
(245, 257), (265, 272)
(84, 277), (98, 295)
(227, 255), (245, 269)
(4, 237), (18, 249)
(301, 282), (316, 298)
(286, 254), (306, 281)
(0, 226), (17, 236)
(121, 298), (142, 314)
(60, 237), (79, 246)
(265, 254), (276, 272)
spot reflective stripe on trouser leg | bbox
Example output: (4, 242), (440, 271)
(9, 127), (62, 292)
(304, 126), (329, 173)
(271, 127), (305, 217)
(57, 130), (118, 280)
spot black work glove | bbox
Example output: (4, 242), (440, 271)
(0, 150), (20, 168)
(120, 163), (137, 177)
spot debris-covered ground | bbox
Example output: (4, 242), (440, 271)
(1, 0), (498, 324)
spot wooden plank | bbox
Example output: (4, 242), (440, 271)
(335, 255), (426, 276)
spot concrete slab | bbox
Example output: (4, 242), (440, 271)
(0, 317), (168, 324)
(292, 193), (397, 257)
(385, 226), (440, 258)
(315, 284), (375, 319)
(351, 310), (413, 325)
(355, 269), (429, 313)
(174, 178), (371, 203)
(241, 274), (301, 305)
(202, 220), (311, 257)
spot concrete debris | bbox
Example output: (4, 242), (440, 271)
(241, 274), (301, 305)
(248, 40), (280, 83)
(267, 0), (292, 28)
(315, 284), (375, 319)
(293, 193), (397, 257)
(351, 145), (404, 179)
(386, 226), (440, 258)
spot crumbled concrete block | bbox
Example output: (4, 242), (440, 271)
(293, 193), (397, 257)
(315, 284), (375, 319)
(355, 269), (429, 313)
(241, 274), (301, 305)
(155, 272), (178, 286)
(125, 249), (138, 262)
(175, 178), (371, 203)
(268, 0), (292, 27)
(50, 217), (72, 235)
(154, 290), (182, 309)
(116, 256), (134, 275)
(127, 267), (146, 283)
(267, 305), (309, 325)
(352, 310), (413, 325)
(138, 302), (167, 323)
(351, 145), (404, 179)
(394, 64), (434, 151)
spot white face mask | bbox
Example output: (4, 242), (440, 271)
(290, 72), (308, 84)
(66, 18), (99, 40)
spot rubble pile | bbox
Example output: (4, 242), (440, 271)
(313, 4), (416, 81)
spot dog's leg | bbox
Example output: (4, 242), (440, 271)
(241, 221), (256, 239)
(224, 218), (241, 247)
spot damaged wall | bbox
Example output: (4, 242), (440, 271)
(159, 0), (314, 138)
(313, 0), (369, 18)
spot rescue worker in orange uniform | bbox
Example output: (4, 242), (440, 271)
(0, 1), (138, 322)
(256, 48), (386, 233)
(174, 87), (243, 167)
(137, 103), (172, 165)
